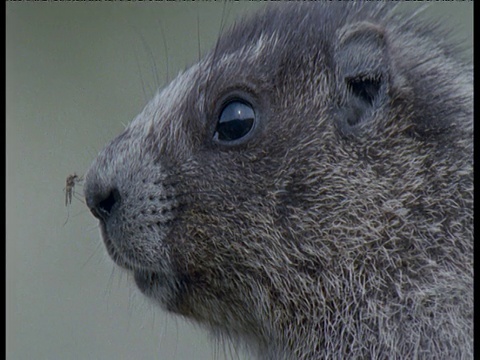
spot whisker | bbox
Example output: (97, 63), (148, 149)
(203, 0), (229, 114)
(158, 17), (170, 84)
(197, 7), (201, 63)
(72, 192), (86, 204)
(138, 29), (161, 91)
(133, 40), (149, 102)
(81, 241), (103, 270)
(86, 223), (100, 233)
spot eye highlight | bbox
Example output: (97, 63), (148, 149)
(214, 100), (255, 142)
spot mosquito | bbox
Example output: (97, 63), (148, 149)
(63, 172), (84, 225)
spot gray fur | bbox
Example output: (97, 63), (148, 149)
(84, 3), (473, 359)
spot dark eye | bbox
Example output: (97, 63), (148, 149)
(214, 100), (255, 142)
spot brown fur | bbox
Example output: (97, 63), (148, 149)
(84, 3), (473, 359)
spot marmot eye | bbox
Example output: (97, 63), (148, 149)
(214, 100), (255, 142)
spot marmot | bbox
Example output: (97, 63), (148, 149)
(84, 3), (473, 359)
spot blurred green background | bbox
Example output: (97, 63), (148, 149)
(6, 2), (472, 360)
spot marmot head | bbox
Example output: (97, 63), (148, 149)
(84, 3), (472, 358)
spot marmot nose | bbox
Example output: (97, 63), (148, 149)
(88, 187), (122, 222)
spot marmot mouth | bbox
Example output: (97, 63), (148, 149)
(98, 221), (135, 270)
(133, 270), (162, 295)
(98, 220), (166, 272)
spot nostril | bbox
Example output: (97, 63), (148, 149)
(91, 188), (121, 221)
(99, 189), (118, 213)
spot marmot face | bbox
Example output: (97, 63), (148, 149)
(84, 3), (472, 358)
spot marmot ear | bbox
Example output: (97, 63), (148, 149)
(333, 21), (390, 135)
